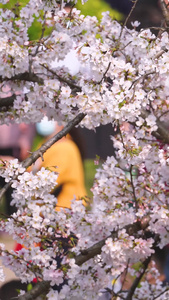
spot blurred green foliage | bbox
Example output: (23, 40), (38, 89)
(0, 0), (122, 40)
(28, 18), (52, 40)
(76, 0), (122, 20)
(0, 0), (52, 40)
(84, 159), (98, 197)
(0, 0), (28, 9)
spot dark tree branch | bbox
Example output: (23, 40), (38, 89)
(0, 94), (16, 108)
(156, 119), (169, 143)
(129, 70), (156, 91)
(75, 220), (147, 266)
(98, 62), (111, 84)
(0, 72), (44, 84)
(141, 109), (169, 144)
(22, 112), (85, 168)
(125, 256), (151, 300)
(18, 218), (151, 300)
(0, 112), (86, 201)
(0, 66), (81, 109)
(129, 165), (138, 212)
(18, 281), (50, 300)
(0, 181), (15, 204)
(159, 0), (169, 28)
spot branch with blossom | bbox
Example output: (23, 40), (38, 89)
(0, 112), (85, 200)
(14, 218), (156, 300)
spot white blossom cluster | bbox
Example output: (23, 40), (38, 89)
(0, 0), (169, 299)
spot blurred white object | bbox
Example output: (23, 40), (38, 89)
(36, 116), (56, 136)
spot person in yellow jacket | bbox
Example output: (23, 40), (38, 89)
(13, 118), (86, 294)
(35, 117), (87, 210)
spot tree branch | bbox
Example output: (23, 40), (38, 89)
(141, 109), (169, 144)
(40, 64), (81, 91)
(75, 220), (147, 266)
(119, 0), (139, 41)
(129, 165), (138, 212)
(22, 112), (86, 168)
(125, 256), (151, 300)
(0, 112), (86, 201)
(159, 0), (169, 28)
(18, 281), (50, 300)
(0, 72), (44, 85)
(18, 218), (151, 300)
(0, 94), (16, 108)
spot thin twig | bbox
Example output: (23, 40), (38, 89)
(118, 0), (139, 41)
(129, 165), (138, 212)
(125, 256), (151, 300)
(157, 109), (169, 121)
(40, 63), (81, 91)
(31, 12), (47, 58)
(129, 70), (156, 90)
(98, 62), (111, 84)
(154, 46), (168, 59)
(154, 287), (169, 299)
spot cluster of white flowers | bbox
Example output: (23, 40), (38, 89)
(0, 158), (25, 181)
(0, 1), (167, 127)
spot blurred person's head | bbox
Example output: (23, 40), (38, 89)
(36, 117), (86, 160)
(36, 116), (56, 137)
